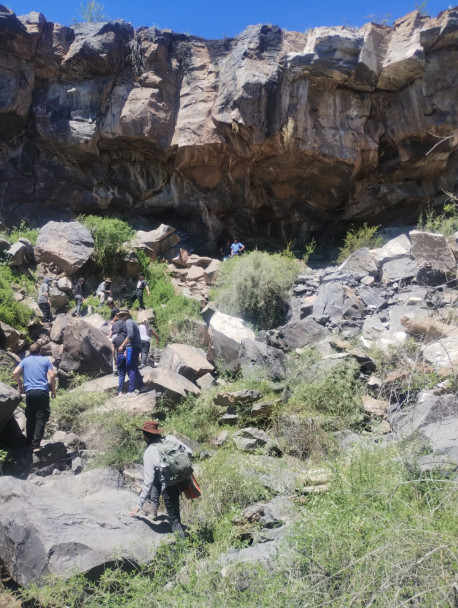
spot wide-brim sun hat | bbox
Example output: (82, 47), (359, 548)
(116, 309), (131, 318)
(137, 420), (164, 435)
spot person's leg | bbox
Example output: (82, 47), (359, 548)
(74, 295), (82, 316)
(140, 340), (150, 366)
(137, 290), (145, 310)
(42, 302), (52, 322)
(126, 347), (136, 393)
(128, 292), (137, 309)
(25, 393), (37, 445)
(130, 347), (144, 390)
(162, 485), (184, 537)
(26, 390), (50, 448)
(116, 353), (126, 394)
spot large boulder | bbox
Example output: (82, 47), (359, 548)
(0, 382), (21, 437)
(6, 239), (35, 267)
(48, 286), (68, 311)
(207, 311), (255, 372)
(390, 392), (458, 463)
(374, 234), (411, 266)
(35, 221), (94, 274)
(131, 225), (180, 259)
(49, 314), (71, 343)
(409, 230), (456, 273)
(422, 334), (458, 372)
(239, 339), (287, 381)
(0, 322), (21, 351)
(158, 344), (214, 382)
(143, 367), (200, 405)
(233, 427), (280, 455)
(0, 468), (167, 586)
(59, 318), (112, 376)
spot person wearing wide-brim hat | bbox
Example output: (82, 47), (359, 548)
(128, 420), (192, 538)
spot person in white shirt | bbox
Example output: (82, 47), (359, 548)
(138, 320), (160, 368)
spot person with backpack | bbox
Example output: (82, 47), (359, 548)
(128, 273), (150, 311)
(37, 277), (52, 324)
(128, 420), (193, 538)
(72, 277), (86, 317)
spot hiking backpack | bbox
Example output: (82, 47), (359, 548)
(157, 437), (193, 485)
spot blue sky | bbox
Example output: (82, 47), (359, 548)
(6, 0), (454, 39)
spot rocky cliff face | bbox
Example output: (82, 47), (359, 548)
(0, 6), (457, 247)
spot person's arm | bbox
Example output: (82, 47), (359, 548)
(240, 243), (245, 253)
(129, 447), (158, 516)
(151, 327), (160, 347)
(145, 282), (150, 297)
(13, 365), (24, 394)
(119, 321), (132, 352)
(48, 367), (57, 398)
(112, 342), (117, 365)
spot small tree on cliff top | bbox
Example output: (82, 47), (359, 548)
(75, 1), (107, 23)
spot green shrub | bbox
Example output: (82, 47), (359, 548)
(133, 260), (201, 346)
(337, 223), (384, 263)
(288, 358), (364, 426)
(49, 389), (108, 435)
(214, 251), (299, 330)
(1, 220), (39, 245)
(78, 215), (134, 276)
(0, 264), (34, 331)
(417, 198), (458, 236)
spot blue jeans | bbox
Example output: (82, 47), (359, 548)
(116, 352), (127, 393)
(126, 347), (143, 393)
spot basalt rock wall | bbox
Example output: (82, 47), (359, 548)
(0, 6), (457, 248)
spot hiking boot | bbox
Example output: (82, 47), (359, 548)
(138, 386), (149, 394)
(126, 390), (138, 398)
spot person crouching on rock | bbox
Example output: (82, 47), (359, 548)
(13, 343), (57, 452)
(128, 420), (192, 538)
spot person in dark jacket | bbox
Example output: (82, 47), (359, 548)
(116, 309), (146, 396)
(72, 277), (86, 317)
(107, 298), (120, 321)
(37, 277), (52, 323)
(128, 273), (150, 310)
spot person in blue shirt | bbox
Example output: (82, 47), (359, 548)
(13, 343), (57, 451)
(116, 309), (147, 396)
(230, 238), (245, 257)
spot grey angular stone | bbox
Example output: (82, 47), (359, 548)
(357, 285), (387, 311)
(143, 367), (200, 405)
(207, 311), (255, 372)
(233, 427), (280, 455)
(159, 343), (214, 382)
(267, 317), (328, 351)
(381, 257), (418, 284)
(48, 286), (68, 311)
(214, 389), (263, 408)
(0, 382), (21, 437)
(409, 230), (456, 273)
(239, 339), (286, 381)
(374, 234), (411, 266)
(390, 392), (458, 463)
(339, 247), (379, 278)
(313, 282), (363, 323)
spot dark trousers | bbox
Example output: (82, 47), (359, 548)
(25, 390), (50, 448)
(163, 485), (183, 535)
(129, 289), (145, 310)
(116, 352), (127, 393)
(141, 340), (150, 366)
(38, 302), (52, 322)
(126, 347), (143, 393)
